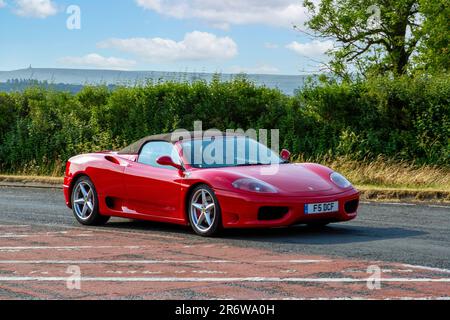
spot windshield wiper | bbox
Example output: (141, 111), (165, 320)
(233, 162), (272, 167)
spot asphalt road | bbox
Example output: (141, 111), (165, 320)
(0, 186), (449, 299)
(0, 186), (448, 269)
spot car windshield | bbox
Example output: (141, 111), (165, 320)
(181, 136), (284, 169)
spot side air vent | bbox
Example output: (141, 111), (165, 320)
(105, 156), (121, 165)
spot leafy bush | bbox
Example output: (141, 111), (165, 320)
(0, 74), (448, 175)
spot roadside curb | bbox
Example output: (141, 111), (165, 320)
(0, 175), (62, 189)
(0, 181), (62, 189)
(359, 189), (450, 203)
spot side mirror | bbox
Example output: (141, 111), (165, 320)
(156, 156), (184, 171)
(280, 149), (291, 161)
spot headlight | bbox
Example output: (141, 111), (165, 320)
(330, 172), (352, 188)
(232, 178), (278, 193)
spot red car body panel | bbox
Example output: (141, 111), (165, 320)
(64, 141), (359, 228)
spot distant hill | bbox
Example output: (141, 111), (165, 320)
(0, 79), (113, 94)
(0, 68), (311, 95)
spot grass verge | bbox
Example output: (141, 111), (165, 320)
(296, 155), (450, 192)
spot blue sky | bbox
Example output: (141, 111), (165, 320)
(0, 0), (332, 75)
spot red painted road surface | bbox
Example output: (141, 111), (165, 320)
(0, 224), (449, 299)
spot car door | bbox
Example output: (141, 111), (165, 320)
(123, 141), (183, 219)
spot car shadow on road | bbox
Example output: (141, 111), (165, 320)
(220, 224), (426, 245)
(103, 219), (191, 235)
(102, 219), (426, 245)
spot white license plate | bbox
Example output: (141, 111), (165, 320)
(304, 201), (339, 215)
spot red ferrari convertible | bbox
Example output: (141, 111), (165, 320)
(64, 131), (359, 236)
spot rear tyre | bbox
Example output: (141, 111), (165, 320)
(188, 185), (221, 237)
(71, 176), (110, 226)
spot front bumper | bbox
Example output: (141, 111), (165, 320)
(216, 188), (360, 228)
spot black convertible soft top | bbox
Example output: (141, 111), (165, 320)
(118, 131), (246, 155)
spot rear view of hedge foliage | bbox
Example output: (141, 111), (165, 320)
(0, 75), (448, 175)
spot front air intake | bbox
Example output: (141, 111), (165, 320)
(258, 207), (289, 221)
(344, 199), (359, 214)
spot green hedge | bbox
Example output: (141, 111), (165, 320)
(0, 75), (448, 175)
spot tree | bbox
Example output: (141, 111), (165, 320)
(302, 0), (448, 77)
(414, 0), (449, 73)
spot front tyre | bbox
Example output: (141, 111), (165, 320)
(71, 176), (110, 226)
(188, 185), (221, 237)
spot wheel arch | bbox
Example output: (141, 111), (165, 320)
(68, 172), (92, 205)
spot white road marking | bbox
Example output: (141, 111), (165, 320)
(0, 245), (145, 251)
(0, 231), (90, 238)
(0, 235), (30, 238)
(0, 259), (329, 265)
(279, 297), (450, 301)
(379, 203), (417, 207)
(0, 276), (449, 283)
(256, 260), (331, 264)
(86, 228), (184, 241)
(341, 265), (450, 275)
(361, 201), (450, 209)
(361, 201), (417, 206)
(380, 297), (450, 300)
(402, 264), (450, 274)
(280, 270), (297, 274)
(0, 260), (231, 264)
(192, 270), (227, 274)
(0, 218), (185, 241)
(106, 270), (164, 275)
(0, 225), (30, 228)
(345, 269), (414, 274)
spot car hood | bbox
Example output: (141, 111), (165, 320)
(208, 163), (335, 194)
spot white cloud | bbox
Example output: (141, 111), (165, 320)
(98, 31), (238, 62)
(135, 0), (308, 29)
(264, 42), (279, 49)
(0, 0), (6, 9)
(13, 0), (58, 18)
(229, 64), (280, 75)
(58, 54), (137, 70)
(286, 40), (334, 57)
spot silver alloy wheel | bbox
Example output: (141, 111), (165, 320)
(73, 181), (95, 221)
(190, 188), (216, 233)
